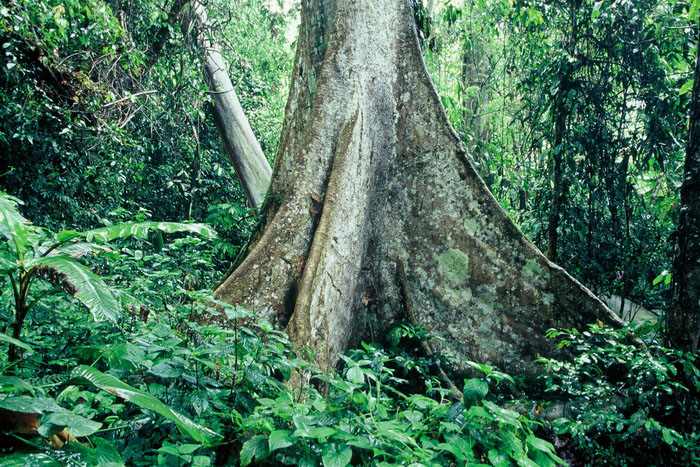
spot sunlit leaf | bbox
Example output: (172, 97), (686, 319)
(680, 80), (694, 96)
(0, 193), (31, 258)
(81, 221), (217, 243)
(0, 333), (34, 354)
(29, 256), (120, 323)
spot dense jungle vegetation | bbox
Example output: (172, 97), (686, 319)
(0, 0), (699, 465)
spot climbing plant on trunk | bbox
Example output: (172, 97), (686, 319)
(213, 0), (624, 377)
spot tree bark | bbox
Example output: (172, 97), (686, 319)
(180, 1), (272, 211)
(213, 0), (623, 377)
(668, 24), (700, 352)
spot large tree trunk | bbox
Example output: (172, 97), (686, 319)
(667, 24), (700, 352)
(214, 0), (623, 377)
(181, 1), (272, 211)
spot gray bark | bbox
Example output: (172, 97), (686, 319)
(181, 1), (272, 211)
(214, 0), (624, 377)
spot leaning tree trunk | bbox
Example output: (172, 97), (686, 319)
(181, 1), (272, 211)
(214, 0), (623, 376)
(667, 24), (700, 352)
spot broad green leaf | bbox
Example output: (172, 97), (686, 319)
(192, 455), (211, 466)
(309, 426), (337, 440)
(322, 444), (352, 467)
(81, 221), (216, 243)
(268, 429), (294, 452)
(55, 230), (82, 243)
(0, 453), (62, 466)
(178, 444), (202, 454)
(158, 444), (180, 457)
(463, 378), (489, 408)
(487, 448), (509, 467)
(0, 255), (19, 275)
(527, 435), (556, 454)
(0, 376), (34, 392)
(149, 362), (181, 378)
(38, 412), (102, 437)
(62, 438), (125, 466)
(240, 436), (269, 466)
(437, 434), (475, 461)
(298, 456), (317, 467)
(55, 242), (113, 258)
(346, 366), (364, 385)
(70, 366), (221, 445)
(680, 80), (694, 96)
(0, 193), (31, 258)
(0, 333), (34, 354)
(662, 427), (677, 445)
(345, 436), (373, 450)
(30, 256), (120, 323)
(691, 0), (700, 20)
(0, 396), (66, 414)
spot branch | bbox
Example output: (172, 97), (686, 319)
(102, 90), (158, 108)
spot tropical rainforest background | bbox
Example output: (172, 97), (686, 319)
(0, 0), (698, 465)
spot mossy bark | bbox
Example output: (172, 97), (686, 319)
(214, 0), (624, 376)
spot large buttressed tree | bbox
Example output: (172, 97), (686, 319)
(214, 0), (624, 376)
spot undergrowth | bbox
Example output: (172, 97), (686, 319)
(0, 201), (698, 466)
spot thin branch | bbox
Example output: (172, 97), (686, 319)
(102, 90), (158, 108)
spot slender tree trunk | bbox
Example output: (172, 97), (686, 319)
(546, 93), (568, 262)
(460, 25), (490, 163)
(213, 0), (623, 377)
(8, 274), (29, 362)
(181, 1), (272, 211)
(8, 306), (28, 362)
(546, 1), (577, 263)
(668, 24), (700, 351)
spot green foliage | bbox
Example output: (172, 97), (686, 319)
(423, 0), (692, 310)
(71, 365), (221, 445)
(1, 0), (698, 464)
(240, 331), (563, 467)
(0, 198), (564, 465)
(29, 255), (121, 324)
(536, 324), (700, 465)
(0, 191), (215, 360)
(0, 0), (293, 239)
(2, 189), (698, 465)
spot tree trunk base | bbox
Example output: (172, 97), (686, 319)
(213, 0), (625, 378)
